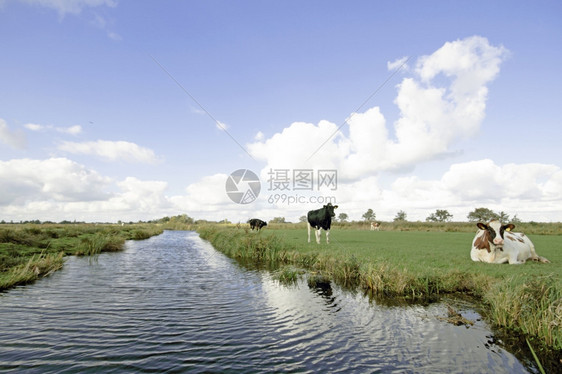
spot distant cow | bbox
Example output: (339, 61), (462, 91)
(370, 222), (380, 231)
(248, 218), (267, 231)
(307, 203), (338, 244)
(471, 220), (550, 265)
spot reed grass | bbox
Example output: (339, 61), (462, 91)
(0, 251), (64, 289)
(74, 233), (124, 256)
(0, 223), (164, 291)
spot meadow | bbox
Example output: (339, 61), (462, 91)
(197, 223), (561, 360)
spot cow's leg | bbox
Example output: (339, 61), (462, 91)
(315, 228), (321, 244)
(528, 243), (550, 263)
(307, 223), (311, 243)
(508, 253), (524, 265)
(326, 229), (330, 244)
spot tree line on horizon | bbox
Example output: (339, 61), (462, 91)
(0, 208), (528, 226)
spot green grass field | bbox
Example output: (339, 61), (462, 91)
(271, 228), (561, 285)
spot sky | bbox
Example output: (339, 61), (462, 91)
(1, 0), (561, 223)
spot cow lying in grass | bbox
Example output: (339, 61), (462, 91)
(470, 220), (550, 265)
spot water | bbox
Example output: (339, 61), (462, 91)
(0, 230), (535, 373)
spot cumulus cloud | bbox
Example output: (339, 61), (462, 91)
(0, 158), (111, 205)
(248, 36), (509, 178)
(0, 119), (26, 149)
(170, 174), (231, 211)
(383, 159), (562, 221)
(0, 158), (177, 222)
(237, 36), (562, 222)
(58, 140), (160, 164)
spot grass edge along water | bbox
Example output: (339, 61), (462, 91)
(0, 223), (165, 291)
(196, 225), (561, 362)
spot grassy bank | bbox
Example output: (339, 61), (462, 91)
(0, 223), (164, 291)
(197, 225), (561, 360)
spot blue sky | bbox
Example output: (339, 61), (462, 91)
(1, 0), (561, 223)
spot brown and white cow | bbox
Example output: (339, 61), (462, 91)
(471, 220), (550, 265)
(370, 222), (380, 231)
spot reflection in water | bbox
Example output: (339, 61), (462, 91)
(0, 231), (534, 373)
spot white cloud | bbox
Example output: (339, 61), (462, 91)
(58, 140), (160, 164)
(24, 123), (43, 131)
(1, 156), (560, 223)
(254, 131), (264, 141)
(18, 0), (117, 16)
(248, 36), (509, 178)
(248, 120), (344, 178)
(170, 174), (231, 211)
(387, 56), (410, 71)
(25, 123), (82, 135)
(372, 159), (562, 222)
(0, 119), (26, 149)
(57, 125), (82, 135)
(115, 177), (171, 212)
(0, 158), (111, 205)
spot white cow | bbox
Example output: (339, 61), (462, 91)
(470, 220), (550, 265)
(370, 222), (380, 231)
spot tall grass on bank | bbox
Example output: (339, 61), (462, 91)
(0, 223), (164, 291)
(196, 225), (561, 359)
(0, 251), (64, 290)
(74, 233), (124, 256)
(485, 276), (562, 349)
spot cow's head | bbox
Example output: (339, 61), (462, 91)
(324, 203), (338, 217)
(476, 220), (515, 249)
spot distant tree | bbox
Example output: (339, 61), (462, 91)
(394, 210), (407, 222)
(270, 217), (286, 223)
(467, 207), (499, 222)
(338, 213), (349, 222)
(426, 209), (453, 222)
(511, 214), (522, 224)
(173, 214), (194, 224)
(497, 211), (510, 223)
(362, 209), (375, 222)
(299, 215), (307, 223)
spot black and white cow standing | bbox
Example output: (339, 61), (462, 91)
(248, 218), (267, 231)
(307, 203), (338, 244)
